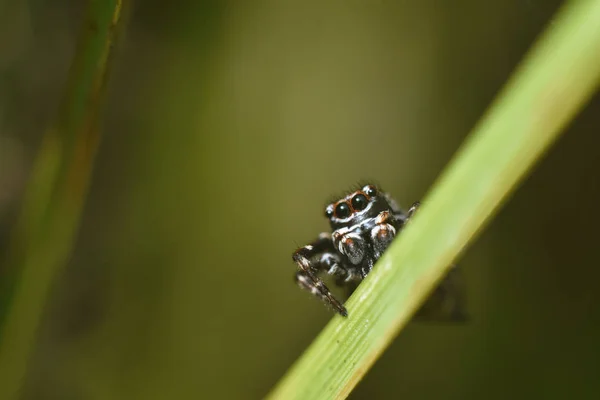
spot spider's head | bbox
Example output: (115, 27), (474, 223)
(324, 184), (393, 229)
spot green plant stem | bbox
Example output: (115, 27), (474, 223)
(267, 1), (600, 399)
(0, 1), (123, 397)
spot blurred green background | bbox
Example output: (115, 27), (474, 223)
(2, 0), (600, 399)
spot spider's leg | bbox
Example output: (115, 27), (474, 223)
(295, 270), (347, 317)
(332, 229), (367, 267)
(292, 234), (348, 317)
(371, 210), (397, 260)
(407, 201), (420, 219)
(392, 200), (421, 226)
(333, 262), (362, 299)
(317, 252), (343, 277)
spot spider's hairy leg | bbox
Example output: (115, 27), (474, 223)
(292, 234), (348, 317)
(391, 200), (421, 226)
(371, 210), (397, 260)
(295, 271), (348, 317)
(332, 230), (366, 266)
(407, 201), (420, 219)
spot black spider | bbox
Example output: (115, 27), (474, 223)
(292, 183), (465, 319)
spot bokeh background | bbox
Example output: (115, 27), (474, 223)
(2, 0), (600, 399)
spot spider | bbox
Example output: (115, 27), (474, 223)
(292, 183), (465, 319)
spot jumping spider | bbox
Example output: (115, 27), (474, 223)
(292, 184), (465, 319)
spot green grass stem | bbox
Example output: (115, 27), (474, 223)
(0, 1), (124, 397)
(267, 1), (600, 399)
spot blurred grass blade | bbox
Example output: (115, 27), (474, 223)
(0, 0), (124, 397)
(267, 1), (600, 399)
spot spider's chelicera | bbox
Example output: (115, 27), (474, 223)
(292, 183), (464, 318)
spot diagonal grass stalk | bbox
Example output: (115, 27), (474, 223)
(267, 1), (600, 399)
(0, 1), (124, 398)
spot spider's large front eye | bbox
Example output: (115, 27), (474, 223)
(335, 202), (351, 219)
(351, 194), (368, 211)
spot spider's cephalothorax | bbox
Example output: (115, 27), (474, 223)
(292, 184), (465, 319)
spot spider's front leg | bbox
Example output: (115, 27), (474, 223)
(371, 210), (398, 260)
(292, 233), (348, 317)
(391, 201), (421, 226)
(372, 201), (420, 260)
(332, 228), (370, 279)
(406, 201), (420, 220)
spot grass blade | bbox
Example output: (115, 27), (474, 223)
(0, 1), (124, 397)
(267, 1), (600, 399)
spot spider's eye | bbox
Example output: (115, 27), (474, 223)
(325, 208), (334, 219)
(365, 185), (377, 197)
(335, 202), (351, 219)
(351, 194), (368, 211)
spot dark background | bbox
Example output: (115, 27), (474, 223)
(1, 1), (600, 399)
